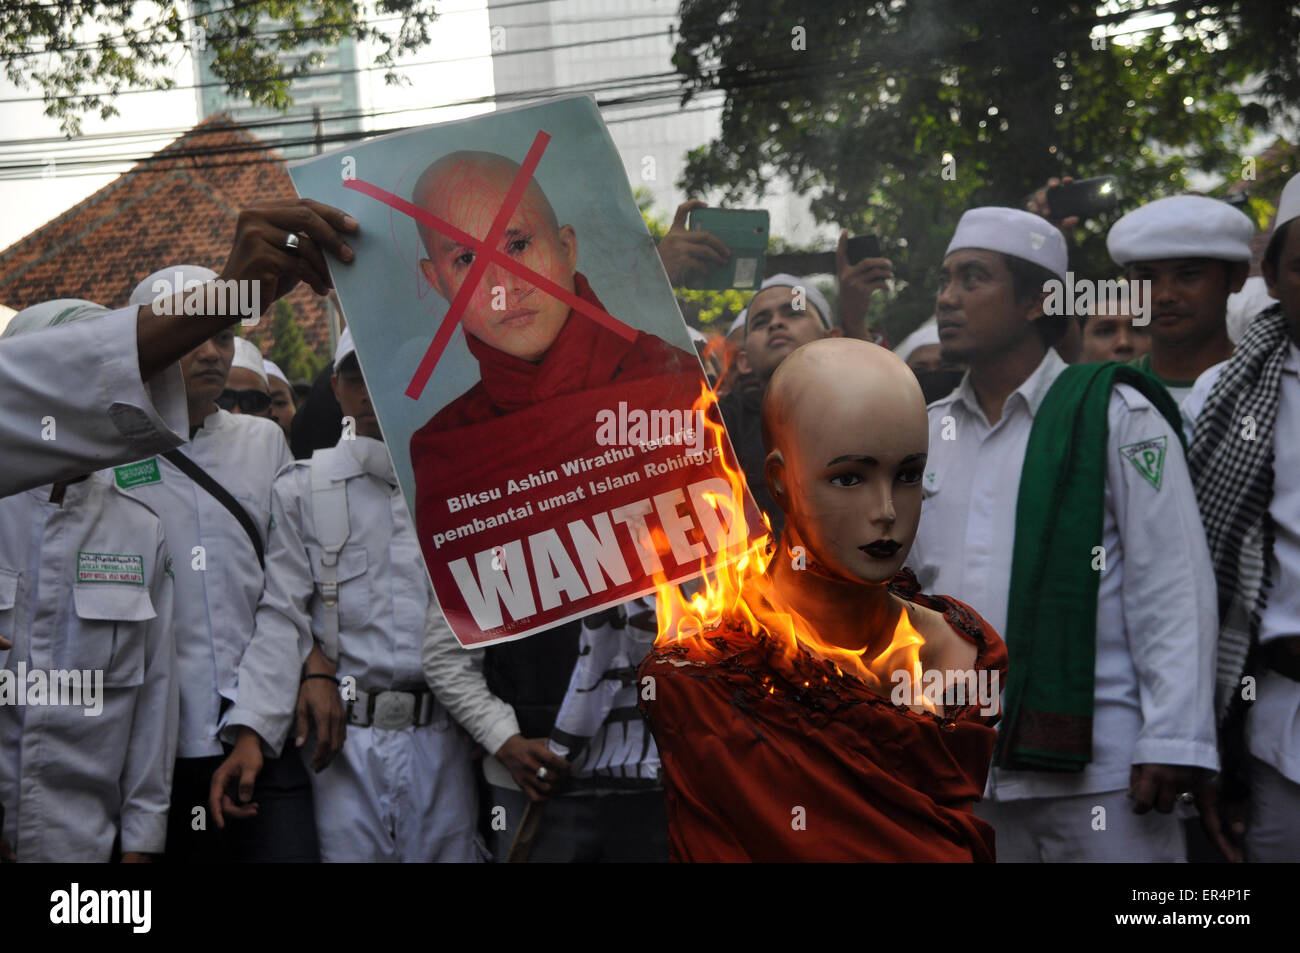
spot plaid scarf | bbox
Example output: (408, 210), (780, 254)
(1188, 305), (1291, 733)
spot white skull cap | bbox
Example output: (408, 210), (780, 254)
(945, 207), (1068, 281)
(129, 264), (219, 307)
(231, 336), (268, 386)
(1107, 195), (1253, 267)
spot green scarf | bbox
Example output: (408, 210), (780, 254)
(994, 362), (1184, 772)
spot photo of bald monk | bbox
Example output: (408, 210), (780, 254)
(409, 150), (695, 431)
(405, 150), (746, 644)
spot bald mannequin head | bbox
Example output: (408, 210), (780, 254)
(413, 151), (578, 362)
(762, 339), (929, 585)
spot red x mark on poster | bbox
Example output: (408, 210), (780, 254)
(343, 130), (639, 400)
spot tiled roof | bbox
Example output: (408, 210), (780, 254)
(0, 114), (333, 358)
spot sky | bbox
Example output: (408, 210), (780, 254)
(0, 1), (497, 255)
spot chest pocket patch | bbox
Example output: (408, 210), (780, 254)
(71, 584), (156, 687)
(312, 547), (370, 630)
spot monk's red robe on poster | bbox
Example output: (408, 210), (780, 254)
(640, 574), (1009, 862)
(410, 273), (762, 647)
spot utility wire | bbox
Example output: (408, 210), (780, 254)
(6, 3), (674, 60)
(0, 100), (726, 180)
(0, 65), (685, 148)
(0, 26), (672, 104)
(0, 68), (698, 166)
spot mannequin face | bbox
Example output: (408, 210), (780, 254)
(763, 339), (929, 585)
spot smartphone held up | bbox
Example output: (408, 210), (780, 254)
(684, 207), (770, 290)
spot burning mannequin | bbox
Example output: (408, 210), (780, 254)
(640, 339), (1008, 862)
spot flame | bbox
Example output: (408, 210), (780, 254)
(652, 383), (935, 713)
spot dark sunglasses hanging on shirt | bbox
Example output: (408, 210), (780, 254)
(216, 388), (273, 414)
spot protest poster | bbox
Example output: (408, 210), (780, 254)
(288, 95), (764, 647)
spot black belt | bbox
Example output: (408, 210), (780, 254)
(345, 687), (438, 729)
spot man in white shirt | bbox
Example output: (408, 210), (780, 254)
(1107, 195), (1254, 406)
(0, 198), (357, 500)
(908, 206), (1220, 861)
(1185, 172), (1300, 862)
(210, 330), (483, 862)
(0, 301), (178, 862)
(117, 266), (310, 862)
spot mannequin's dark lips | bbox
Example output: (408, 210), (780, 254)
(860, 539), (901, 558)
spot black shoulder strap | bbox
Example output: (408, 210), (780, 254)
(162, 450), (266, 570)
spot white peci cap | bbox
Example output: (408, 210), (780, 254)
(945, 207), (1068, 281)
(262, 358), (290, 385)
(1107, 195), (1254, 267)
(333, 326), (356, 371)
(129, 264), (219, 307)
(1, 298), (108, 339)
(231, 336), (268, 386)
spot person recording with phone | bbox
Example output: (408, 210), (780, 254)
(836, 230), (894, 345)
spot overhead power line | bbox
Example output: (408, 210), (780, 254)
(0, 68), (703, 171)
(0, 100), (726, 181)
(0, 62), (689, 150)
(6, 4), (675, 60)
(5, 0), (561, 54)
(0, 37), (962, 178)
(0, 26), (672, 105)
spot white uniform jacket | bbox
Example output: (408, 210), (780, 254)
(231, 436), (481, 861)
(229, 435), (431, 752)
(0, 306), (188, 498)
(114, 409), (291, 757)
(909, 350), (1220, 800)
(0, 471), (178, 860)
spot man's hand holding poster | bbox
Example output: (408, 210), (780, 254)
(289, 96), (763, 647)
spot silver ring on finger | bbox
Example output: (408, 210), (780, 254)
(284, 232), (301, 255)
(1178, 791), (1194, 804)
(536, 766), (550, 781)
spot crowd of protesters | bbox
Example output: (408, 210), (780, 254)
(0, 163), (1297, 864)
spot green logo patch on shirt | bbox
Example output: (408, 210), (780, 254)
(114, 458), (162, 490)
(1120, 436), (1167, 491)
(77, 552), (145, 585)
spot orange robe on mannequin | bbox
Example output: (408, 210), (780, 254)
(640, 339), (1008, 862)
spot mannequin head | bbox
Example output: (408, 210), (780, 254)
(761, 338), (929, 585)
